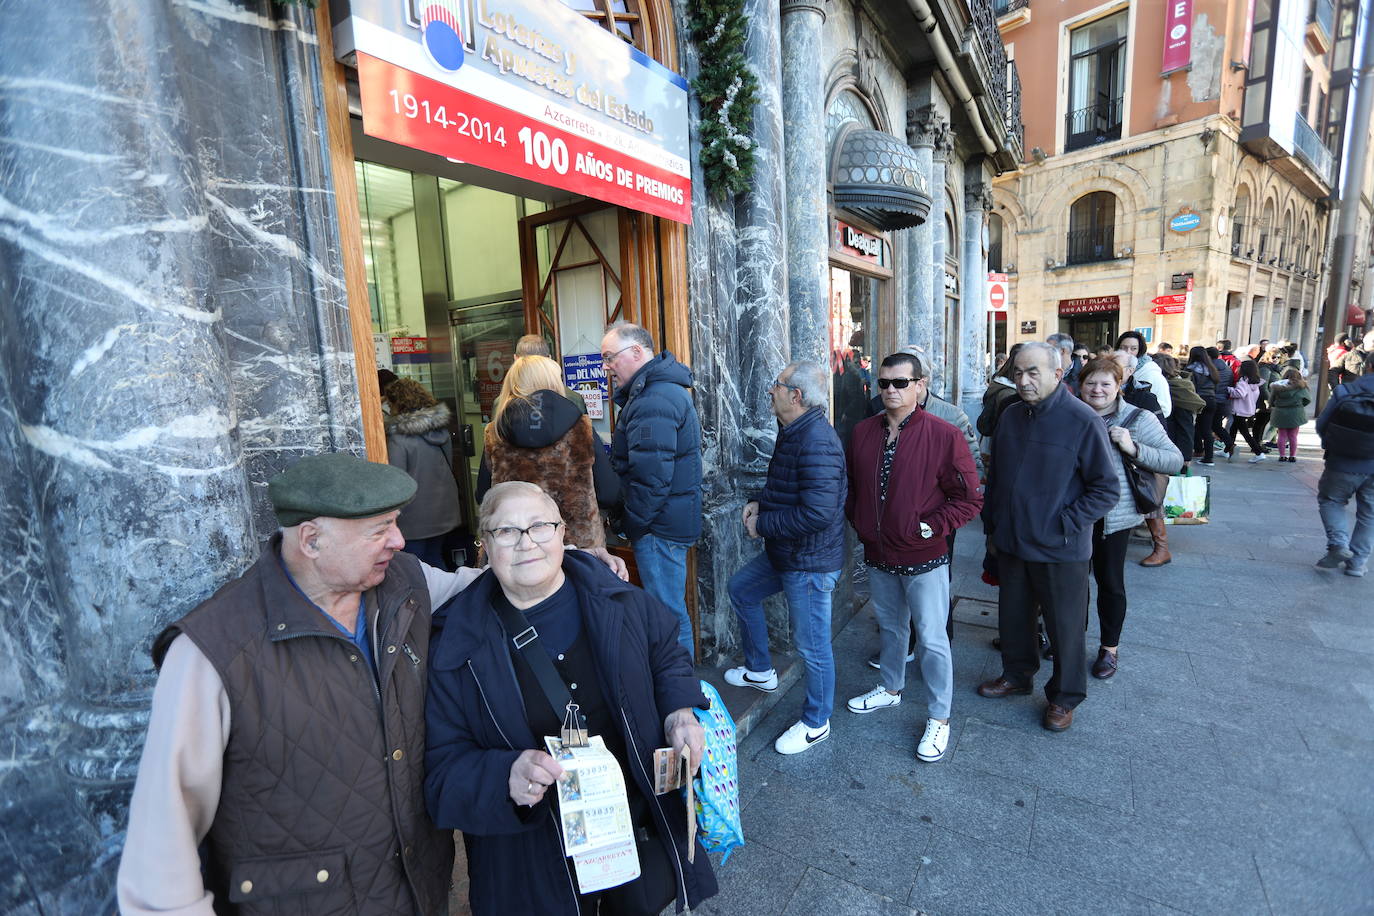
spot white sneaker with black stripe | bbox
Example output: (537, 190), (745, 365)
(774, 720), (830, 755)
(916, 718), (950, 763)
(724, 666), (778, 692)
(847, 684), (901, 714)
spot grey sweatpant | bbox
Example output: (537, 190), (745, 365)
(869, 565), (953, 719)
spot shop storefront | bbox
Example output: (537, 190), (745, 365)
(332, 0), (694, 611)
(1058, 294), (1122, 349)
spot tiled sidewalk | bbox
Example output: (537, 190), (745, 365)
(698, 432), (1374, 915)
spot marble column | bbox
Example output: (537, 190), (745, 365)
(676, 0), (790, 663)
(927, 138), (954, 395)
(960, 170), (992, 417)
(781, 0), (829, 369)
(0, 2), (362, 910)
(904, 103), (950, 353)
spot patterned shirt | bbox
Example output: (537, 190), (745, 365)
(867, 408), (950, 577)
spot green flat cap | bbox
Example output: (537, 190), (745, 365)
(268, 453), (417, 527)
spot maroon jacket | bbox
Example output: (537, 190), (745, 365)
(846, 408), (983, 566)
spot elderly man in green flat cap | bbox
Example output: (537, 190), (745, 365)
(117, 453), (625, 916)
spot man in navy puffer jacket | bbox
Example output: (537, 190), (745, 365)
(602, 322), (703, 656)
(723, 361), (848, 755)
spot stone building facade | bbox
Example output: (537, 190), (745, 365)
(0, 1), (1017, 909)
(992, 0), (1340, 356)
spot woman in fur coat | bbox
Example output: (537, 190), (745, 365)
(477, 356), (621, 559)
(384, 377), (463, 568)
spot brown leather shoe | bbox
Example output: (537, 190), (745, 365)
(1140, 518), (1172, 567)
(977, 676), (1032, 699)
(1042, 704), (1074, 731)
(1091, 647), (1118, 679)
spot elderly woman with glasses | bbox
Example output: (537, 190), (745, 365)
(424, 481), (717, 915)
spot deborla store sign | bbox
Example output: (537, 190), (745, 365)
(334, 0), (692, 223)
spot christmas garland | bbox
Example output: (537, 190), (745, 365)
(689, 0), (758, 198)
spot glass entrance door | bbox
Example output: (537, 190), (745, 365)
(519, 201), (625, 442)
(448, 299), (526, 520)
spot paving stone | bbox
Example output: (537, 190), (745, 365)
(695, 840), (807, 916)
(955, 717), (1134, 812)
(909, 827), (1160, 916)
(1254, 857), (1374, 916)
(1029, 792), (1270, 913)
(780, 867), (917, 916)
(1129, 758), (1370, 876)
(737, 772), (931, 902)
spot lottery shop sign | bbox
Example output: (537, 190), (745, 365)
(336, 0), (691, 223)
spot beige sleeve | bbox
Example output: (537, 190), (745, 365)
(117, 635), (230, 916)
(421, 561), (484, 609)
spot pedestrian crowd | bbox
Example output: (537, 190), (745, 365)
(115, 322), (1372, 916)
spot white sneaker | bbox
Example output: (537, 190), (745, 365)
(866, 650), (916, 670)
(723, 666), (778, 692)
(774, 720), (830, 755)
(847, 684), (901, 714)
(916, 718), (950, 763)
(1247, 453), (1269, 463)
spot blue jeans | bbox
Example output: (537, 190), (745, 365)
(1318, 467), (1374, 564)
(632, 534), (694, 655)
(728, 551), (840, 728)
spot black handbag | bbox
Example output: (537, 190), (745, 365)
(1121, 409), (1163, 514)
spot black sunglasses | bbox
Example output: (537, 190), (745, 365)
(877, 376), (921, 389)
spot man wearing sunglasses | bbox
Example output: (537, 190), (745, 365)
(844, 354), (982, 763)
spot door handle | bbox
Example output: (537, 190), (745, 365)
(460, 424), (475, 457)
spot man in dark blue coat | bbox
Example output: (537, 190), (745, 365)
(722, 361), (848, 755)
(601, 322), (703, 656)
(977, 342), (1117, 732)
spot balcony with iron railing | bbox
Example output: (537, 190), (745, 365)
(1065, 226), (1115, 265)
(1065, 97), (1124, 152)
(994, 0), (1030, 16)
(1293, 113), (1335, 185)
(968, 0), (1007, 110)
(1005, 59), (1024, 160)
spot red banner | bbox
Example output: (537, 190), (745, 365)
(357, 53), (691, 224)
(1162, 0), (1193, 74)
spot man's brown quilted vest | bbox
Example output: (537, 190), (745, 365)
(153, 535), (453, 915)
(485, 416), (603, 548)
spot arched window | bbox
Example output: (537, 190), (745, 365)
(566, 0), (643, 45)
(1280, 210), (1293, 265)
(988, 212), (1004, 272)
(1067, 191), (1116, 264)
(1297, 217), (1309, 269)
(1232, 187), (1250, 254)
(826, 89), (878, 160)
(1258, 199), (1276, 259)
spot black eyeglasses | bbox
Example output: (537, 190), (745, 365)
(877, 377), (921, 389)
(482, 521), (562, 548)
(770, 379), (801, 392)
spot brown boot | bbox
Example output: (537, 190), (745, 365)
(1140, 518), (1172, 567)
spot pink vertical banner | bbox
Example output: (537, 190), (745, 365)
(1161, 0), (1194, 73)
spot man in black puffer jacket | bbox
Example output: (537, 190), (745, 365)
(601, 322), (703, 656)
(722, 361), (848, 755)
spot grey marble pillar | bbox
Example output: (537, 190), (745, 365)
(0, 2), (362, 910)
(781, 0), (829, 369)
(904, 103), (949, 354)
(678, 0), (792, 663)
(928, 139), (953, 395)
(960, 172), (992, 416)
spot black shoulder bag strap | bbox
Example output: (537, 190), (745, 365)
(489, 596), (587, 740)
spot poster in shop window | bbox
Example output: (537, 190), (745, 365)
(336, 0), (691, 224)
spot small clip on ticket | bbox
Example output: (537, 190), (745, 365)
(561, 702), (589, 748)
